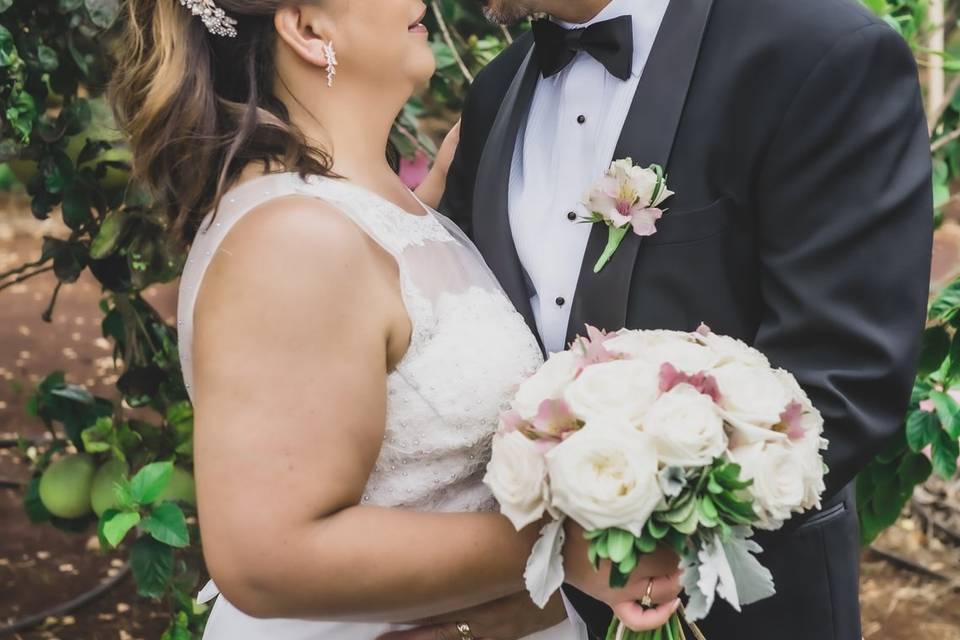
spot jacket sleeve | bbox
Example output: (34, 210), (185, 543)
(752, 23), (933, 496)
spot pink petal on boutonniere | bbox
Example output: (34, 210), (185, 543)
(629, 208), (663, 236)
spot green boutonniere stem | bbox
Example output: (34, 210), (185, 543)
(594, 226), (630, 273)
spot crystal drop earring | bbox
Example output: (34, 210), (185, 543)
(324, 41), (338, 88)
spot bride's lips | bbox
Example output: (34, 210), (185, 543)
(408, 8), (428, 34)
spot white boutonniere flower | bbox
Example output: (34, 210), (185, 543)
(582, 158), (674, 273)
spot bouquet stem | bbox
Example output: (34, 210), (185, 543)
(605, 605), (706, 640)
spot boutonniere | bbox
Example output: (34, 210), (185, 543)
(581, 158), (674, 273)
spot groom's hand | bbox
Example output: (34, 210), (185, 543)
(376, 590), (567, 640)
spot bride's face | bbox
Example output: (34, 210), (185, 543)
(324, 0), (436, 89)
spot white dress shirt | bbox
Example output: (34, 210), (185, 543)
(508, 0), (670, 354)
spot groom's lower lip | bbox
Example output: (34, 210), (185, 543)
(408, 23), (428, 34)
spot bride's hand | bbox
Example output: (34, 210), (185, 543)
(376, 590), (566, 640)
(563, 520), (683, 632)
(413, 120), (461, 210)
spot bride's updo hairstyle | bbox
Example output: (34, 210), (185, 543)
(109, 0), (332, 247)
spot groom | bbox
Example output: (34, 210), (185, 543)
(439, 0), (933, 638)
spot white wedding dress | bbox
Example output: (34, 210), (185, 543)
(177, 171), (587, 639)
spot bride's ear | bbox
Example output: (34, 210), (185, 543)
(274, 5), (336, 68)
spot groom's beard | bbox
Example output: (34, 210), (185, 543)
(481, 0), (536, 25)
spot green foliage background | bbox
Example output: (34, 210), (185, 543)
(0, 0), (955, 636)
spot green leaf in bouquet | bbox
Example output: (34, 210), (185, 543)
(676, 511), (701, 535)
(634, 531), (657, 554)
(129, 460), (173, 505)
(617, 548), (638, 575)
(588, 543), (599, 569)
(697, 496), (720, 528)
(608, 563), (631, 589)
(647, 518), (670, 540)
(660, 493), (696, 524)
(707, 476), (724, 494)
(583, 528), (607, 541)
(593, 534), (609, 559)
(713, 493), (757, 526)
(607, 528), (634, 563)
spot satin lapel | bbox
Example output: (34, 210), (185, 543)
(564, 0), (716, 346)
(473, 47), (541, 344)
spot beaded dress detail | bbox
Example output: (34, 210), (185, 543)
(176, 172), (581, 639)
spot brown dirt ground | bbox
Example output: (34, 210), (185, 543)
(1, 196), (959, 639)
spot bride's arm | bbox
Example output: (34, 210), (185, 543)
(191, 196), (676, 626)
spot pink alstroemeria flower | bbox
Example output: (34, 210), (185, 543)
(573, 324), (620, 370)
(499, 400), (581, 452)
(585, 158), (674, 237)
(658, 362), (723, 404)
(776, 401), (806, 441)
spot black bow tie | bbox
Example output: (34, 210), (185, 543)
(531, 15), (634, 81)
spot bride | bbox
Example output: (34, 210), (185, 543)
(108, 1), (682, 638)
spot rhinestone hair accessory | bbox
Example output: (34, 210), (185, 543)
(323, 41), (338, 87)
(179, 0), (239, 38)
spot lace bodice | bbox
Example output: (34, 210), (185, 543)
(177, 172), (544, 514)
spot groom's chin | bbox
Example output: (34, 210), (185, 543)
(481, 0), (534, 26)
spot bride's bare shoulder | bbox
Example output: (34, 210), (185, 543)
(201, 192), (383, 305)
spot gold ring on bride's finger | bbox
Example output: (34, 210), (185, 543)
(640, 578), (655, 608)
(456, 621), (474, 640)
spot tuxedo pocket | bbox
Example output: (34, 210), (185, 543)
(643, 196), (736, 246)
(795, 500), (847, 531)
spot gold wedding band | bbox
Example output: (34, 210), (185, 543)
(640, 578), (655, 608)
(456, 621), (475, 640)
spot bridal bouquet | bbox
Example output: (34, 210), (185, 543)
(483, 325), (828, 640)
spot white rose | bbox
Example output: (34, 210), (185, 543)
(712, 362), (791, 428)
(793, 430), (828, 510)
(513, 350), (580, 420)
(546, 424), (663, 535)
(695, 332), (769, 368)
(563, 359), (661, 427)
(484, 432), (549, 530)
(605, 331), (719, 373)
(604, 329), (693, 355)
(640, 385), (727, 467)
(730, 442), (807, 530)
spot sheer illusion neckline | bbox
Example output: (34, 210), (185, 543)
(224, 170), (433, 220)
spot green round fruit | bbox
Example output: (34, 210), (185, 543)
(39, 454), (96, 519)
(90, 458), (128, 517)
(160, 466), (196, 506)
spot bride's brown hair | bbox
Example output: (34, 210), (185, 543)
(108, 0), (332, 247)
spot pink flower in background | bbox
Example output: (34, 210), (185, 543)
(399, 150), (430, 189)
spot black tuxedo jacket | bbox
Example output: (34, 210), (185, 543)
(440, 0), (933, 638)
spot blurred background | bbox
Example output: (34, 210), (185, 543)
(0, 1), (959, 638)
